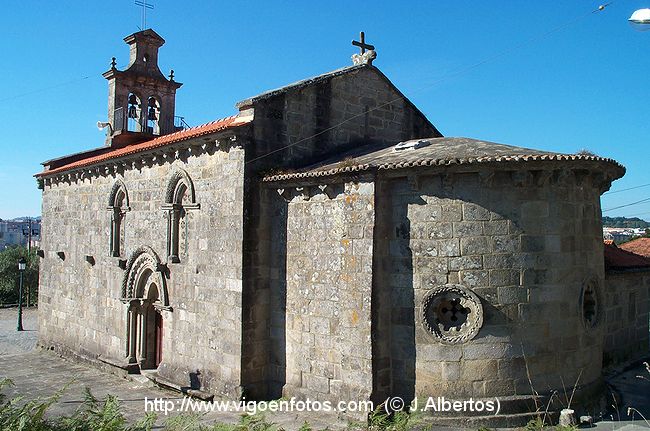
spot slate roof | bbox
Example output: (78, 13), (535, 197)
(620, 237), (650, 258)
(263, 137), (626, 182)
(604, 241), (650, 271)
(36, 115), (250, 177)
(236, 64), (366, 108)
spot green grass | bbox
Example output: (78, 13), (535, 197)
(7, 379), (594, 431)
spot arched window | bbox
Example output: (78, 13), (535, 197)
(108, 180), (130, 257)
(147, 96), (161, 135)
(162, 169), (199, 263)
(127, 93), (142, 132)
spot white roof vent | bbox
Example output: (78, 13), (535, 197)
(394, 139), (431, 151)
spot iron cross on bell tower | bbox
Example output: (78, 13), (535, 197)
(135, 0), (154, 30)
(351, 31), (377, 65)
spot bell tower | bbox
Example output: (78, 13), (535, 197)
(102, 29), (182, 147)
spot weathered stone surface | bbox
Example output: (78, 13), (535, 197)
(39, 146), (246, 397)
(36, 28), (637, 428)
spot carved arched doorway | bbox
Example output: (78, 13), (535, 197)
(121, 247), (171, 371)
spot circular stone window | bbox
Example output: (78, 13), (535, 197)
(580, 278), (601, 329)
(422, 285), (484, 344)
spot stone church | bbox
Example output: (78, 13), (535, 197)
(36, 29), (646, 425)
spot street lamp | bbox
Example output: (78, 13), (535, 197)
(17, 257), (26, 331)
(629, 8), (650, 31)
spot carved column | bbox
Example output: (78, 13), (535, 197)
(111, 208), (123, 257)
(127, 304), (137, 363)
(138, 304), (147, 365)
(168, 205), (181, 263)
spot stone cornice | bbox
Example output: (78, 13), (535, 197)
(38, 132), (245, 189)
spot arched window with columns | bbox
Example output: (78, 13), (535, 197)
(108, 180), (130, 257)
(162, 169), (199, 263)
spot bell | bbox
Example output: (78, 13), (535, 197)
(148, 106), (157, 121)
(128, 105), (138, 119)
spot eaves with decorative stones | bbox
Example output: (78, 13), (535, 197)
(262, 137), (625, 185)
(35, 112), (253, 188)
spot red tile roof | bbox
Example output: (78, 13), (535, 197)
(604, 241), (650, 270)
(620, 237), (650, 258)
(36, 115), (251, 177)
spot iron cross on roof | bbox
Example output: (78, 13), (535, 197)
(352, 32), (375, 54)
(135, 0), (154, 30)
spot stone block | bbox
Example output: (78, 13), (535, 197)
(460, 270), (489, 288)
(489, 269), (520, 287)
(437, 239), (461, 257)
(427, 222), (453, 239)
(449, 256), (482, 271)
(453, 221), (484, 237)
(418, 344), (463, 361)
(461, 359), (498, 380)
(483, 220), (509, 235)
(303, 374), (330, 394)
(442, 361), (461, 381)
(492, 235), (520, 253)
(497, 286), (528, 304)
(462, 343), (516, 360)
(521, 235), (545, 252)
(463, 203), (491, 221)
(460, 237), (490, 255)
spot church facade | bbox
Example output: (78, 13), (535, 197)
(36, 29), (643, 425)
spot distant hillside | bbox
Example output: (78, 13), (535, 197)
(602, 216), (650, 228)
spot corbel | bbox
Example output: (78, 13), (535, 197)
(511, 170), (533, 187)
(534, 170), (553, 187)
(442, 173), (454, 194)
(295, 186), (310, 201)
(479, 171), (496, 187)
(407, 174), (420, 191)
(317, 184), (339, 199)
(555, 169), (574, 186)
(276, 188), (293, 202)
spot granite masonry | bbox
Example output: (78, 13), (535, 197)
(35, 29), (647, 426)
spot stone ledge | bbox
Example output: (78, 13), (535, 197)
(141, 370), (214, 401)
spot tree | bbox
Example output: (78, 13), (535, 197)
(0, 246), (39, 305)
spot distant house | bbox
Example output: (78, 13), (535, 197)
(602, 241), (650, 365)
(620, 237), (650, 258)
(0, 219), (40, 250)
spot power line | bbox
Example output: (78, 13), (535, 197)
(603, 182), (650, 195)
(0, 76), (91, 103)
(246, 2), (615, 166)
(603, 197), (650, 212)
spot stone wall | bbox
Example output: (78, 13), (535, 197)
(241, 65), (438, 398)
(264, 182), (375, 407)
(245, 65), (439, 172)
(603, 270), (650, 365)
(38, 140), (245, 396)
(374, 168), (606, 401)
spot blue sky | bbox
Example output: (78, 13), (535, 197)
(1, 1), (649, 220)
